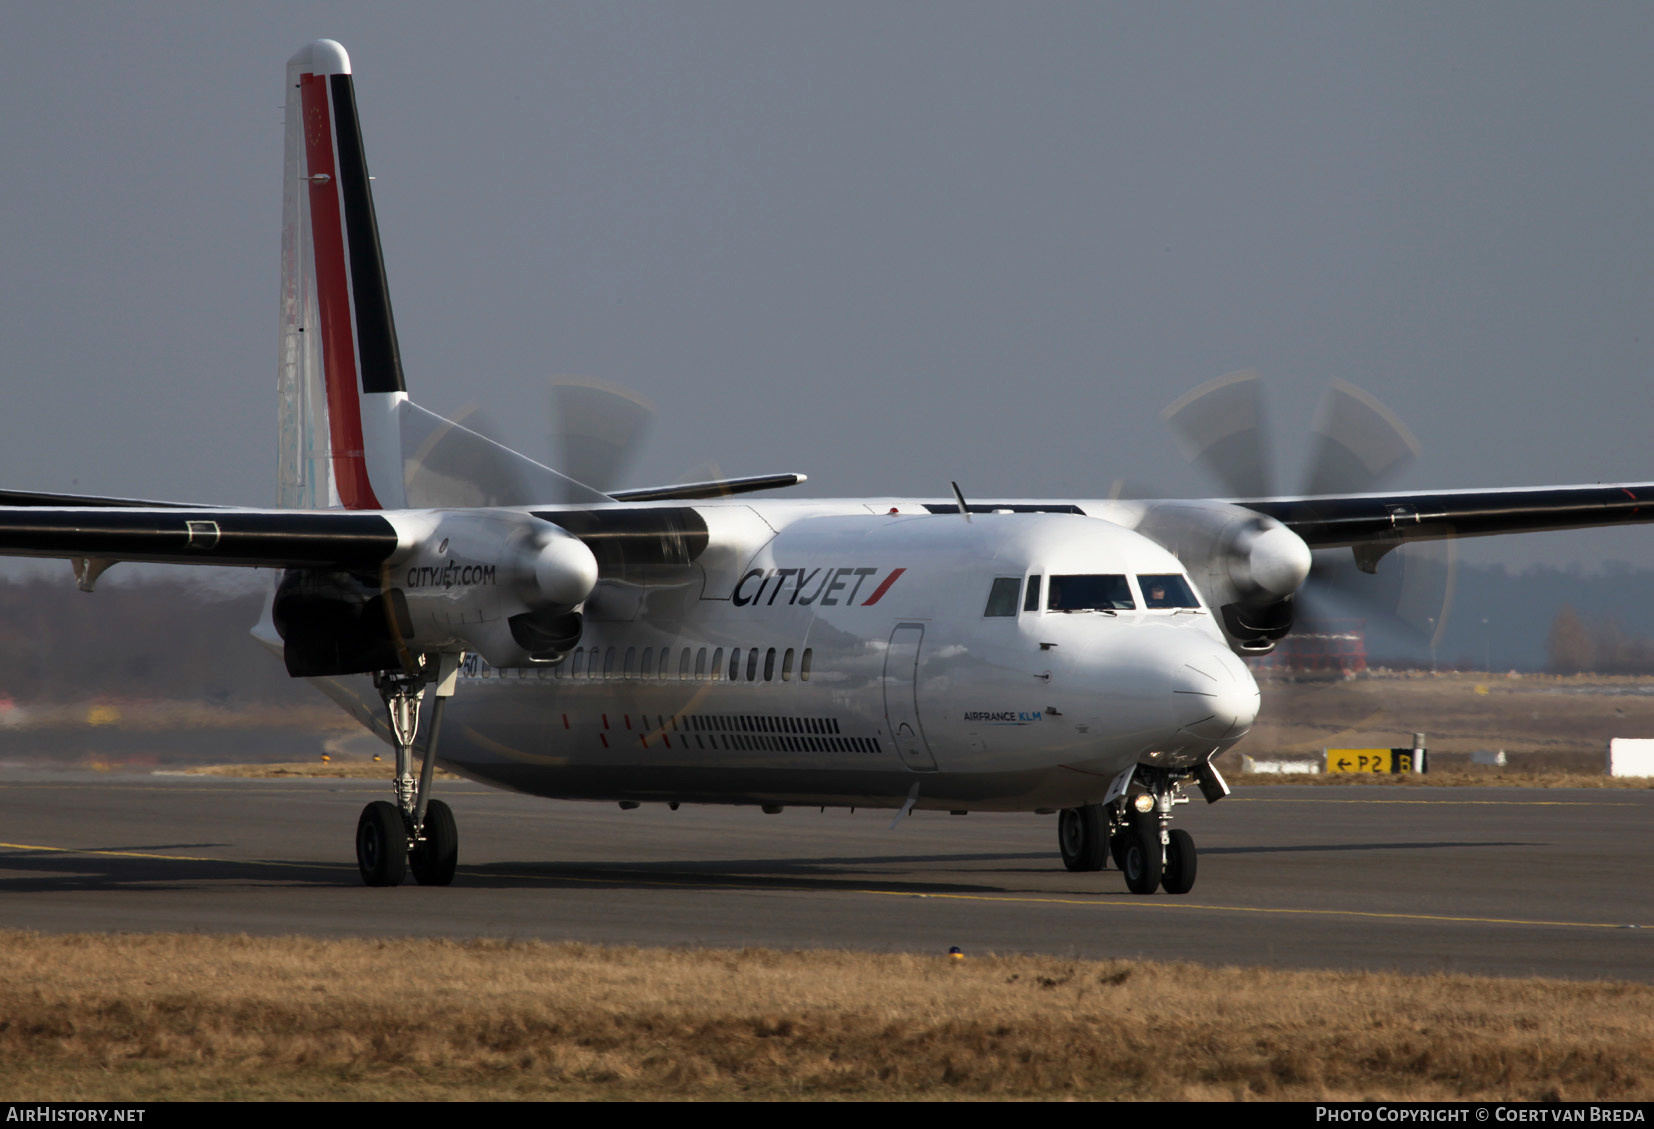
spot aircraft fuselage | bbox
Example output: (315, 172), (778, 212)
(319, 506), (1260, 813)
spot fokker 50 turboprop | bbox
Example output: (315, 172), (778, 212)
(3, 41), (1650, 894)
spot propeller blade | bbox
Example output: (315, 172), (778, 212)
(1161, 369), (1273, 498)
(403, 403), (543, 508)
(1304, 540), (1456, 655)
(1240, 652), (1391, 754)
(1105, 477), (1172, 501)
(1303, 379), (1421, 496)
(548, 376), (656, 494)
(1295, 380), (1451, 654)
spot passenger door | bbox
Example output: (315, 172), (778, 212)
(882, 623), (938, 772)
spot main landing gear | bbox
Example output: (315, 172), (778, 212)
(1056, 762), (1226, 895)
(357, 654), (461, 887)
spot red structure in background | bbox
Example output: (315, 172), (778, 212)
(1249, 619), (1367, 678)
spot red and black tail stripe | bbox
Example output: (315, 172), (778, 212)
(327, 73), (404, 397)
(297, 68), (404, 509)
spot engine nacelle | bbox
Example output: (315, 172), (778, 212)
(1121, 501), (1312, 655)
(389, 510), (599, 665)
(274, 511), (599, 676)
(272, 569), (410, 677)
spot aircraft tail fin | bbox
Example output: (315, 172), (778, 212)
(278, 40), (405, 511)
(276, 41), (609, 513)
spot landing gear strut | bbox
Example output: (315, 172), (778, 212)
(357, 654), (462, 887)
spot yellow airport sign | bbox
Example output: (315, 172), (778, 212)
(1325, 748), (1419, 774)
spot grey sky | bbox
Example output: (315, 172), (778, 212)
(3, 3), (1652, 570)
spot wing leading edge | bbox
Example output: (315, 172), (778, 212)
(0, 508), (400, 571)
(1240, 482), (1654, 552)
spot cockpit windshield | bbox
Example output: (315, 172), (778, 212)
(1138, 574), (1201, 609)
(1048, 575), (1135, 612)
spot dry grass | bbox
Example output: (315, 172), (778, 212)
(6, 702), (352, 732)
(1218, 671), (1654, 787)
(1246, 670), (1654, 758)
(1230, 770), (1653, 788)
(1, 933), (1650, 1101)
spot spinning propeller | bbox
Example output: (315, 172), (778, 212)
(1163, 370), (1456, 656)
(546, 376), (657, 495)
(547, 377), (758, 501)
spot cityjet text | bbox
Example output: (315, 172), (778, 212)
(731, 567), (904, 608)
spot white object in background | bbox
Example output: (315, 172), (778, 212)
(1607, 738), (1654, 777)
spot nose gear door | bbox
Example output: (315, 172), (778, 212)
(883, 623), (938, 772)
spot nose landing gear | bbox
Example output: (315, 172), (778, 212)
(1058, 760), (1225, 894)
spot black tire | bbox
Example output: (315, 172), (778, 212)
(1109, 832), (1130, 872)
(1122, 817), (1163, 895)
(410, 799), (459, 887)
(1057, 805), (1108, 872)
(1161, 828), (1197, 895)
(356, 800), (408, 887)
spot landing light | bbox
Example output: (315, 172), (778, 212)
(1132, 793), (1156, 814)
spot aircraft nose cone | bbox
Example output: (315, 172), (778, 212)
(1172, 649), (1260, 741)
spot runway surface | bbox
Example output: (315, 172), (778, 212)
(0, 770), (1648, 981)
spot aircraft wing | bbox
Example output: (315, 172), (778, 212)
(609, 473), (807, 502)
(0, 488), (224, 510)
(1242, 482), (1654, 551)
(0, 507), (399, 570)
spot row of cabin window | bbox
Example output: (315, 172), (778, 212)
(561, 645), (814, 683)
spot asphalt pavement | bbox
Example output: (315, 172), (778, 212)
(0, 771), (1647, 980)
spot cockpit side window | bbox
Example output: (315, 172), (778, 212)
(1139, 573), (1201, 609)
(1023, 575), (1042, 612)
(1048, 575), (1135, 612)
(983, 577), (1021, 617)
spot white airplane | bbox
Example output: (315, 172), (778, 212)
(2, 41), (1650, 894)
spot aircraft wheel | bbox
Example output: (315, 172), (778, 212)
(356, 800), (408, 887)
(1109, 832), (1130, 872)
(1057, 805), (1107, 871)
(410, 799), (459, 887)
(1122, 818), (1163, 895)
(1161, 828), (1197, 895)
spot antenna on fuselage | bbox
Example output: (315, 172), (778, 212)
(950, 481), (971, 522)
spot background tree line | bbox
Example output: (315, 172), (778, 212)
(0, 575), (308, 703)
(1546, 605), (1654, 674)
